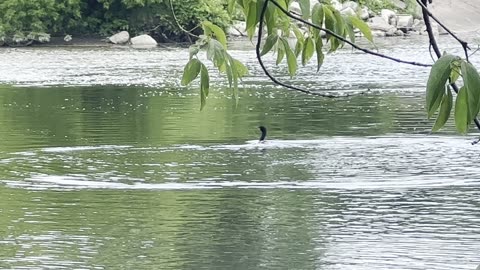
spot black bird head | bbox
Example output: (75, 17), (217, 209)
(258, 126), (267, 142)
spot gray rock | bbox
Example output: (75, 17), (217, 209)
(359, 7), (370, 20)
(412, 19), (425, 32)
(372, 30), (386, 37)
(395, 30), (405, 36)
(397, 15), (414, 30)
(386, 28), (397, 36)
(130, 34), (157, 47)
(368, 16), (396, 32)
(330, 0), (342, 11)
(391, 0), (406, 10)
(381, 9), (397, 26)
(108, 31), (130, 44)
(340, 7), (356, 16)
(342, 1), (359, 11)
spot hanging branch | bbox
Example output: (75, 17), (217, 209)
(268, 0), (432, 67)
(255, 0), (369, 98)
(255, 0), (437, 98)
(418, 0), (480, 137)
(416, 0), (470, 61)
(255, 6), (359, 97)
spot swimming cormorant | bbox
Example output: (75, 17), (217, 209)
(258, 126), (267, 143)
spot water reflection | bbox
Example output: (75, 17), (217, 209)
(1, 187), (480, 269)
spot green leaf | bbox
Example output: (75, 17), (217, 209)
(344, 17), (355, 43)
(292, 25), (304, 41)
(228, 56), (239, 90)
(332, 9), (345, 36)
(315, 36), (324, 72)
(426, 54), (458, 118)
(202, 21), (227, 49)
(181, 58), (201, 86)
(261, 33), (278, 56)
(322, 5), (336, 41)
(294, 40), (303, 57)
(246, 1), (257, 39)
(298, 0), (310, 19)
(281, 38), (297, 77)
(455, 86), (469, 133)
(189, 45), (200, 60)
(349, 15), (373, 43)
(450, 62), (461, 83)
(200, 64), (209, 110)
(432, 87), (453, 132)
(264, 2), (276, 35)
(311, 3), (324, 39)
(461, 61), (480, 121)
(276, 44), (285, 65)
(206, 39), (226, 68)
(233, 59), (249, 77)
(302, 37), (315, 66)
(225, 59), (234, 88)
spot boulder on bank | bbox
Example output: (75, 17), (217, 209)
(130, 34), (157, 47)
(368, 16), (396, 32)
(381, 9), (397, 26)
(340, 7), (356, 16)
(397, 15), (414, 31)
(342, 1), (359, 11)
(330, 0), (342, 11)
(391, 0), (407, 10)
(108, 31), (130, 44)
(359, 7), (370, 20)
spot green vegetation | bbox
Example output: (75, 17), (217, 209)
(0, 0), (231, 44)
(355, 0), (395, 12)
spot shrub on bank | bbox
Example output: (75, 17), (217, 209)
(0, 0), (231, 45)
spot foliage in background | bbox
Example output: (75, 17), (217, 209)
(0, 0), (231, 44)
(346, 0), (395, 12)
(0, 0), (83, 44)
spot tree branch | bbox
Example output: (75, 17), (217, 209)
(269, 0), (432, 67)
(416, 0), (470, 61)
(419, 0), (480, 135)
(255, 0), (369, 98)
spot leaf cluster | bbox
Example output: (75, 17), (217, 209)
(182, 21), (248, 109)
(426, 54), (480, 133)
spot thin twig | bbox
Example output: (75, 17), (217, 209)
(416, 0), (470, 61)
(468, 44), (480, 58)
(169, 0), (200, 40)
(256, 0), (370, 98)
(269, 0), (432, 67)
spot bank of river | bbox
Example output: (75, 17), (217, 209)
(0, 37), (479, 269)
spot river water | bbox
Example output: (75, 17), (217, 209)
(0, 36), (479, 269)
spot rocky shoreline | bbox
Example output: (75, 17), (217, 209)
(1, 0), (430, 48)
(228, 0), (425, 38)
